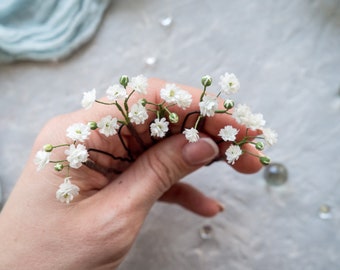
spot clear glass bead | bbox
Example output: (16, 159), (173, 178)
(199, 225), (213, 240)
(318, 204), (332, 220)
(263, 162), (288, 186)
(160, 16), (173, 27)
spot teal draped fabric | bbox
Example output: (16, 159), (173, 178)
(0, 0), (111, 63)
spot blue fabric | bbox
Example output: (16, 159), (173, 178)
(0, 0), (111, 63)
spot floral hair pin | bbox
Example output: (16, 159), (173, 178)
(34, 73), (278, 203)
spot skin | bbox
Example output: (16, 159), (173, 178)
(0, 79), (262, 269)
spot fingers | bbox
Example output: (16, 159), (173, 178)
(159, 182), (224, 217)
(96, 135), (219, 214)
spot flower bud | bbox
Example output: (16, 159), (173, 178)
(201, 75), (212, 87)
(119, 75), (129, 87)
(260, 156), (271, 165)
(43, 144), (53, 152)
(169, 112), (179, 123)
(54, 163), (64, 172)
(224, 99), (234, 110)
(255, 141), (265, 150)
(88, 121), (98, 130)
(141, 98), (147, 106)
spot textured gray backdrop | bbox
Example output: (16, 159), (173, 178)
(0, 1), (339, 269)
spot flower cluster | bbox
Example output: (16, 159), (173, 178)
(34, 73), (277, 203)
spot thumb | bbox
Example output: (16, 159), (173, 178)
(102, 134), (219, 212)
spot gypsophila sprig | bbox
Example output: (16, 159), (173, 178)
(34, 73), (277, 203)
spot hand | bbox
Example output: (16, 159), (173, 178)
(0, 78), (262, 269)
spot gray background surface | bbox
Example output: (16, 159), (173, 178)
(1, 0), (340, 269)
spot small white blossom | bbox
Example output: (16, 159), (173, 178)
(225, 144), (243, 165)
(56, 177), (80, 204)
(128, 75), (148, 95)
(106, 84), (127, 101)
(34, 150), (51, 171)
(219, 72), (240, 95)
(150, 118), (169, 138)
(65, 144), (88, 169)
(160, 84), (192, 109)
(128, 101), (148, 124)
(97, 115), (120, 137)
(199, 95), (218, 117)
(183, 128), (199, 143)
(218, 125), (239, 142)
(66, 123), (91, 142)
(262, 128), (278, 146)
(232, 104), (265, 130)
(176, 89), (192, 109)
(81, 88), (96, 110)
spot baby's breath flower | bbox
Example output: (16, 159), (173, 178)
(168, 112), (179, 123)
(43, 144), (53, 152)
(262, 128), (278, 146)
(106, 84), (127, 101)
(65, 144), (88, 169)
(66, 123), (91, 142)
(97, 115), (120, 137)
(160, 84), (192, 109)
(223, 99), (234, 110)
(260, 156), (271, 165)
(119, 75), (129, 87)
(232, 104), (265, 130)
(34, 150), (51, 171)
(183, 128), (199, 143)
(150, 118), (169, 138)
(54, 163), (64, 172)
(81, 88), (96, 110)
(225, 144), (243, 165)
(128, 101), (148, 124)
(176, 89), (192, 109)
(128, 75), (148, 94)
(199, 95), (218, 117)
(88, 121), (98, 130)
(201, 75), (212, 87)
(255, 141), (265, 150)
(56, 177), (80, 204)
(218, 125), (239, 142)
(219, 72), (240, 95)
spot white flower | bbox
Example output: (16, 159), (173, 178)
(160, 83), (192, 109)
(81, 88), (96, 110)
(262, 128), (278, 146)
(176, 89), (192, 109)
(199, 95), (218, 117)
(218, 125), (239, 142)
(34, 150), (51, 171)
(219, 72), (240, 95)
(56, 177), (80, 204)
(232, 104), (265, 130)
(97, 115), (120, 137)
(225, 145), (243, 165)
(65, 144), (88, 169)
(128, 74), (148, 95)
(150, 118), (169, 138)
(183, 128), (199, 143)
(106, 84), (127, 101)
(66, 123), (91, 142)
(128, 101), (148, 124)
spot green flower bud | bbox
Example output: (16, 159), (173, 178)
(260, 156), (271, 165)
(224, 99), (234, 110)
(141, 98), (147, 106)
(119, 75), (129, 87)
(54, 163), (64, 172)
(43, 144), (53, 152)
(169, 112), (179, 123)
(201, 75), (212, 87)
(88, 121), (98, 130)
(255, 141), (265, 150)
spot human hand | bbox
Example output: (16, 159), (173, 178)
(0, 78), (262, 269)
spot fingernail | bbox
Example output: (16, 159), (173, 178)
(216, 201), (225, 212)
(182, 138), (219, 166)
